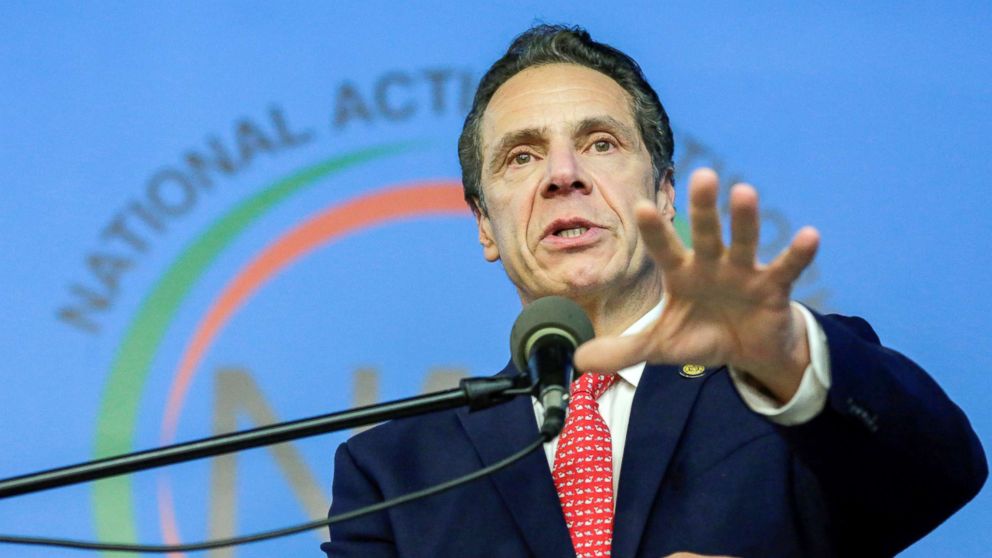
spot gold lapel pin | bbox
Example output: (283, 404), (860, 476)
(680, 364), (706, 378)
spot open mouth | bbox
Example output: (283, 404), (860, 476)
(543, 218), (597, 240)
(554, 226), (589, 239)
(540, 218), (602, 248)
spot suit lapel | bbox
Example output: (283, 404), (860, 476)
(612, 363), (710, 558)
(457, 368), (574, 558)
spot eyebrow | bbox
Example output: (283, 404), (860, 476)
(484, 115), (639, 175)
(486, 127), (548, 175)
(573, 116), (637, 147)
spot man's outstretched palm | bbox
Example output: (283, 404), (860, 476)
(574, 168), (820, 402)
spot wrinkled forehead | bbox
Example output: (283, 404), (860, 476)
(479, 63), (638, 155)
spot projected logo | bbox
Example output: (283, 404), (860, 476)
(63, 67), (493, 557)
(88, 145), (502, 556)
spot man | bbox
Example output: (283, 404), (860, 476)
(322, 25), (986, 557)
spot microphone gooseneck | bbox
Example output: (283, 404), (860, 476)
(510, 296), (595, 438)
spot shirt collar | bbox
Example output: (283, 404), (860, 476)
(614, 299), (663, 388)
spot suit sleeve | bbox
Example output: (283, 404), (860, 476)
(320, 441), (398, 558)
(781, 312), (987, 556)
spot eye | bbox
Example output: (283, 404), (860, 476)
(510, 151), (532, 166)
(591, 138), (615, 153)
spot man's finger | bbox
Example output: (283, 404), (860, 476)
(573, 331), (654, 374)
(688, 168), (724, 260)
(728, 184), (759, 267)
(767, 226), (820, 286)
(635, 200), (686, 270)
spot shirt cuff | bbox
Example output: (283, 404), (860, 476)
(728, 302), (832, 426)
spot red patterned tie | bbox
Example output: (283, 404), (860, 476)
(552, 372), (619, 558)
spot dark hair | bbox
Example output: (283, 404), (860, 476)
(458, 24), (675, 213)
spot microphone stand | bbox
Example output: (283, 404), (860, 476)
(0, 375), (530, 500)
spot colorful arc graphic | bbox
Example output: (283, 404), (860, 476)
(91, 143), (420, 556)
(157, 182), (468, 551)
(159, 183), (468, 443)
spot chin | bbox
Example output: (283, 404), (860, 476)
(554, 268), (615, 295)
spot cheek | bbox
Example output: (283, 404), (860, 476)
(486, 200), (530, 252)
(489, 186), (535, 234)
(588, 165), (655, 213)
(503, 163), (543, 185)
(588, 155), (653, 185)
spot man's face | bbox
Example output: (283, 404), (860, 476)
(475, 63), (674, 304)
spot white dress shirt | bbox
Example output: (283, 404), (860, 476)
(533, 300), (832, 495)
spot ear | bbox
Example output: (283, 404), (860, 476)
(656, 172), (676, 221)
(472, 201), (500, 262)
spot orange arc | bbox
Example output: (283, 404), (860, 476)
(160, 181), (469, 444)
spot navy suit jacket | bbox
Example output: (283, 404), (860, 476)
(321, 313), (986, 557)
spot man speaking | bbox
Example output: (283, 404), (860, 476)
(321, 25), (986, 557)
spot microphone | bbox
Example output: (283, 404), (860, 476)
(510, 296), (595, 438)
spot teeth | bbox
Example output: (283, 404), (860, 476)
(556, 227), (588, 238)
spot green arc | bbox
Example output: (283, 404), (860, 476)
(92, 142), (416, 555)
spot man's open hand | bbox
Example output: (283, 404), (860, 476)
(574, 168), (820, 402)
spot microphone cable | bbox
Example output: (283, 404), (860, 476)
(0, 433), (548, 553)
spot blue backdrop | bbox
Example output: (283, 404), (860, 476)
(1, 2), (989, 557)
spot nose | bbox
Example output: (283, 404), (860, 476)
(541, 145), (590, 198)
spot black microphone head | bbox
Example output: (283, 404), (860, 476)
(510, 296), (595, 374)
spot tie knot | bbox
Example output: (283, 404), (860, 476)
(572, 372), (617, 401)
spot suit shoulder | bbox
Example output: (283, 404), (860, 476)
(815, 311), (881, 345)
(343, 404), (466, 458)
(343, 365), (519, 456)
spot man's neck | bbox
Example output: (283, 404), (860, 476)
(573, 274), (663, 337)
